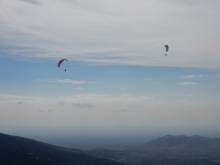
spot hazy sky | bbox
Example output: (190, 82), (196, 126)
(0, 0), (220, 132)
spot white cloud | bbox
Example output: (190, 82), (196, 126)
(181, 75), (202, 79)
(179, 82), (197, 85)
(38, 79), (90, 85)
(0, 1), (220, 68)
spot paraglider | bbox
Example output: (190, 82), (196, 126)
(164, 45), (169, 56)
(58, 59), (68, 71)
(164, 45), (169, 52)
(58, 59), (68, 67)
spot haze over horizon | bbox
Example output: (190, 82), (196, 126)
(1, 0), (220, 141)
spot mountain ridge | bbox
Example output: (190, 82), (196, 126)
(144, 134), (220, 149)
(2, 132), (220, 165)
(0, 132), (124, 165)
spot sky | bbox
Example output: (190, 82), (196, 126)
(1, 0), (220, 135)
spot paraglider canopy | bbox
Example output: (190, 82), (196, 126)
(58, 59), (68, 68)
(164, 45), (169, 52)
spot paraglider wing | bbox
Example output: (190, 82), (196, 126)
(164, 45), (169, 52)
(58, 59), (68, 67)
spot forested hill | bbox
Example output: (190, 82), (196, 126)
(0, 132), (124, 165)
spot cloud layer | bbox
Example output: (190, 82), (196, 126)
(1, 93), (220, 129)
(1, 0), (220, 67)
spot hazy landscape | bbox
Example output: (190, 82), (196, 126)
(1, 130), (220, 165)
(2, 124), (220, 150)
(1, 0), (220, 164)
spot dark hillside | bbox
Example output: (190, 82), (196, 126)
(0, 133), (124, 165)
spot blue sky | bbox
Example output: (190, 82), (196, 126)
(1, 0), (220, 133)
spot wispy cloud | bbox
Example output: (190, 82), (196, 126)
(181, 75), (202, 79)
(75, 87), (84, 90)
(0, 94), (51, 104)
(179, 82), (197, 85)
(38, 79), (91, 85)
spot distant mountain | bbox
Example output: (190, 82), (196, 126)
(86, 135), (220, 165)
(144, 135), (220, 149)
(0, 132), (124, 165)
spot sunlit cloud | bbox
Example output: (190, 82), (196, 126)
(181, 75), (202, 79)
(179, 82), (197, 85)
